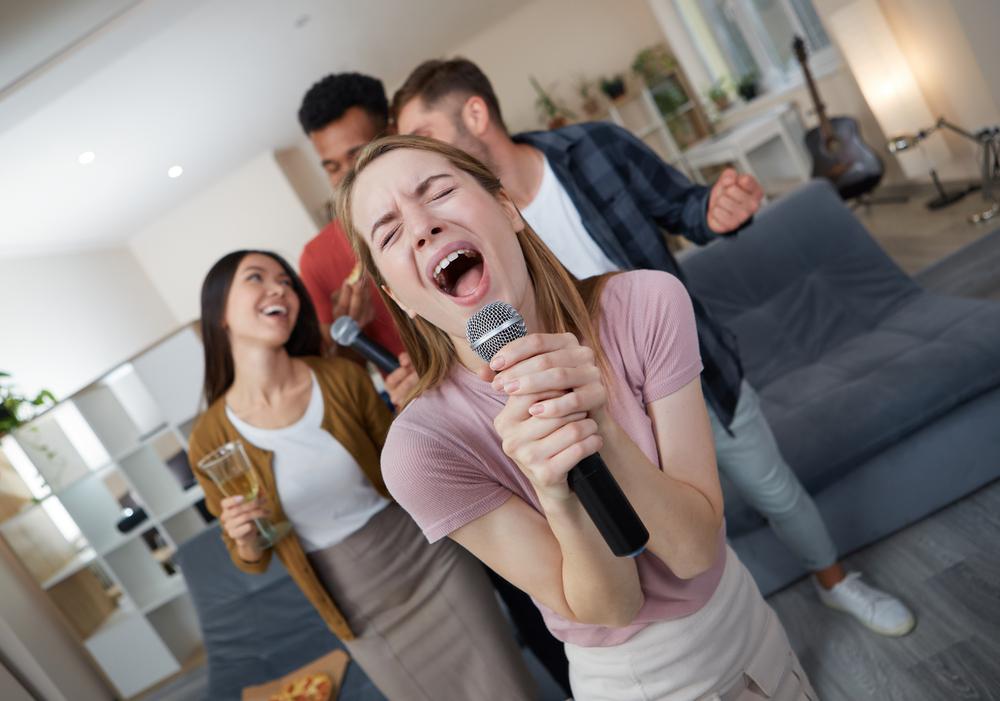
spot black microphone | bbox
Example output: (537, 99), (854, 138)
(331, 316), (400, 374)
(467, 301), (649, 558)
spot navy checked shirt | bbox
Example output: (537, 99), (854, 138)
(516, 121), (743, 427)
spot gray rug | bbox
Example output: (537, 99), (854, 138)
(915, 226), (1000, 300)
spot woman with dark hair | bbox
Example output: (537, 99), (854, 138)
(187, 250), (536, 701)
(338, 136), (818, 700)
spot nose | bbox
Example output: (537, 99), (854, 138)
(408, 212), (444, 250)
(265, 280), (285, 296)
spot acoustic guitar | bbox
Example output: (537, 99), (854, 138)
(793, 36), (884, 199)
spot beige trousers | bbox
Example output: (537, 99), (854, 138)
(307, 503), (537, 701)
(565, 546), (818, 701)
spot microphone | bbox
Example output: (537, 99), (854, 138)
(467, 301), (649, 558)
(331, 316), (400, 374)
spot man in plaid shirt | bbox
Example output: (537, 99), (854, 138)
(391, 58), (914, 637)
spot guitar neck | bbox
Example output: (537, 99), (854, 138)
(796, 43), (835, 140)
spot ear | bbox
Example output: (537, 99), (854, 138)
(381, 284), (418, 319)
(461, 95), (491, 138)
(496, 189), (525, 234)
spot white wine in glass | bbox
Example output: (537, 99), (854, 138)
(196, 440), (291, 548)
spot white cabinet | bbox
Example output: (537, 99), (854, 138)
(0, 323), (209, 699)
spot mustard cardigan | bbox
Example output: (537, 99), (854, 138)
(187, 355), (393, 640)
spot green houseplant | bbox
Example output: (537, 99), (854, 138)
(707, 78), (732, 111)
(599, 74), (626, 101)
(631, 44), (677, 86)
(737, 70), (760, 102)
(530, 76), (576, 129)
(576, 76), (602, 118)
(0, 371), (56, 437)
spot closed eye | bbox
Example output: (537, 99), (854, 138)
(431, 187), (455, 201)
(380, 224), (401, 250)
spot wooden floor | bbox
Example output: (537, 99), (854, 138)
(855, 182), (998, 275)
(768, 479), (1000, 701)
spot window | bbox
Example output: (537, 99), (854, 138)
(675, 0), (835, 92)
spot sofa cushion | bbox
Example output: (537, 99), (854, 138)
(758, 292), (1000, 492)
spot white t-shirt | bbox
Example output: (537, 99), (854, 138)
(226, 373), (389, 553)
(520, 155), (620, 279)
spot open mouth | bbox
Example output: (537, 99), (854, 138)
(432, 248), (484, 297)
(260, 304), (288, 318)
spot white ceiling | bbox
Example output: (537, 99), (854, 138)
(0, 0), (531, 259)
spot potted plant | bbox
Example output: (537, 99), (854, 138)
(575, 77), (602, 118)
(530, 76), (576, 129)
(631, 44), (677, 86)
(0, 371), (56, 438)
(737, 70), (760, 102)
(706, 78), (731, 112)
(599, 74), (626, 102)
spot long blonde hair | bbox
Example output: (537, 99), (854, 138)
(337, 135), (612, 402)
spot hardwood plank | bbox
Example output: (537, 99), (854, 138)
(767, 480), (1000, 701)
(907, 637), (1000, 700)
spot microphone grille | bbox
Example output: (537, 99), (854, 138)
(466, 301), (526, 362)
(330, 315), (361, 346)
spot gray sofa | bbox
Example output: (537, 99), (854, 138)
(680, 179), (1000, 595)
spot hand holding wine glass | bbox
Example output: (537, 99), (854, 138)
(219, 494), (271, 562)
(197, 440), (291, 552)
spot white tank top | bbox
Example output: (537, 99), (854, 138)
(226, 373), (389, 552)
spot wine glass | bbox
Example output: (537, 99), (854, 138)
(196, 440), (291, 548)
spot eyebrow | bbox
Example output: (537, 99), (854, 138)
(369, 173), (452, 241)
(243, 265), (287, 277)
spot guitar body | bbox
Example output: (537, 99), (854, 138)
(804, 116), (884, 199)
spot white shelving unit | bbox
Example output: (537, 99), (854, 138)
(604, 84), (704, 183)
(0, 323), (209, 699)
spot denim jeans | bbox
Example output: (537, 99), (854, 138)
(708, 381), (838, 571)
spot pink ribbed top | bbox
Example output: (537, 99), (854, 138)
(381, 271), (726, 646)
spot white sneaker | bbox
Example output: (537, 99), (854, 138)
(814, 572), (916, 636)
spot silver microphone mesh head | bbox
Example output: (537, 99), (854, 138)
(330, 315), (361, 347)
(466, 301), (526, 362)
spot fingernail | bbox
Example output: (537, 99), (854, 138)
(529, 403), (544, 415)
(503, 380), (519, 393)
(232, 495), (244, 504)
(490, 354), (505, 370)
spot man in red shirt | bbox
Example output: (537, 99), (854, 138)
(297, 73), (418, 407)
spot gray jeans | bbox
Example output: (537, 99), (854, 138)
(708, 381), (838, 571)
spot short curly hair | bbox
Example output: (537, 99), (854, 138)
(298, 72), (389, 135)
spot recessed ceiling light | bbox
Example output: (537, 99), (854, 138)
(78, 151), (96, 165)
(167, 165), (184, 178)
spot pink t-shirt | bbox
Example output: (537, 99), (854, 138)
(381, 270), (726, 647)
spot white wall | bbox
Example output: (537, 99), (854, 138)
(443, 0), (667, 133)
(953, 1), (1000, 119)
(0, 248), (177, 399)
(129, 151), (319, 325)
(879, 0), (999, 180)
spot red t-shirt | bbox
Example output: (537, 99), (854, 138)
(299, 219), (405, 359)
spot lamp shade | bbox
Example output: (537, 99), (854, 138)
(828, 0), (939, 179)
